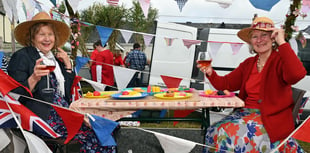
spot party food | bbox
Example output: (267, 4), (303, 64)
(120, 91), (142, 97)
(163, 90), (175, 97)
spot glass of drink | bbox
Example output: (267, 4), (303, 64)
(41, 58), (56, 93)
(197, 51), (212, 73)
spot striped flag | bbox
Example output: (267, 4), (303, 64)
(0, 95), (60, 138)
(175, 0), (188, 12)
(107, 0), (119, 6)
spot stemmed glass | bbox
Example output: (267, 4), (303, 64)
(41, 58), (56, 93)
(197, 51), (212, 90)
(197, 51), (212, 73)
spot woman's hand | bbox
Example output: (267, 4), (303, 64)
(56, 47), (72, 69)
(28, 58), (50, 91)
(270, 28), (286, 46)
(196, 60), (213, 76)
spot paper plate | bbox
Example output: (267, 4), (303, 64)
(111, 92), (148, 100)
(154, 93), (192, 100)
(199, 91), (235, 98)
(161, 88), (194, 93)
(84, 91), (117, 98)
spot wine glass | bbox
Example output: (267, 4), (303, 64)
(41, 58), (56, 93)
(197, 51), (212, 73)
(197, 51), (212, 90)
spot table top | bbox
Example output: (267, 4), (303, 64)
(69, 90), (244, 121)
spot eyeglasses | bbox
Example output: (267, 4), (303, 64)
(250, 32), (271, 41)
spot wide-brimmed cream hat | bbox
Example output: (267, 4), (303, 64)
(237, 17), (274, 43)
(14, 12), (70, 47)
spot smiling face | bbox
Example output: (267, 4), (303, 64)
(249, 30), (273, 54)
(31, 23), (56, 55)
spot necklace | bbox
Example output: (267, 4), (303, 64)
(257, 57), (265, 69)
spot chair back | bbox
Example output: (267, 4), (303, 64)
(292, 87), (306, 126)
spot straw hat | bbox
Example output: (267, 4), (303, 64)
(237, 17), (274, 43)
(14, 12), (70, 47)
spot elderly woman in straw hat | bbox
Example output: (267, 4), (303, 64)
(8, 12), (116, 153)
(198, 17), (306, 152)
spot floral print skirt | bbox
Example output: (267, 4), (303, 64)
(204, 108), (305, 153)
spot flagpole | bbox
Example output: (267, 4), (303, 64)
(270, 115), (310, 153)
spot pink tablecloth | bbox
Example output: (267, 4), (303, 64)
(69, 91), (244, 121)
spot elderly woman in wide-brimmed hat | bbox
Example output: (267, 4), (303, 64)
(198, 17), (306, 152)
(8, 12), (116, 153)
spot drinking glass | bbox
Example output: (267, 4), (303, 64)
(41, 58), (56, 93)
(197, 51), (212, 73)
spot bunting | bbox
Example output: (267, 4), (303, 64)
(107, 0), (119, 6)
(249, 0), (280, 11)
(113, 67), (137, 90)
(143, 34), (154, 46)
(175, 0), (188, 12)
(205, 0), (233, 8)
(160, 75), (182, 88)
(88, 114), (119, 146)
(67, 0), (80, 13)
(120, 30), (133, 44)
(230, 43), (243, 55)
(52, 105), (84, 144)
(138, 0), (150, 18)
(75, 56), (90, 73)
(82, 78), (107, 91)
(0, 70), (32, 97)
(302, 0), (310, 14)
(208, 42), (223, 57)
(182, 39), (201, 49)
(96, 26), (113, 46)
(292, 116), (310, 143)
(2, 0), (18, 23)
(164, 37), (176, 46)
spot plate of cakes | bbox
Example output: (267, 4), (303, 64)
(154, 90), (192, 100)
(111, 89), (148, 100)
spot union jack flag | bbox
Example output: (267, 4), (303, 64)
(0, 94), (60, 138)
(107, 0), (119, 6)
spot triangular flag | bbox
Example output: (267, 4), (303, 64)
(249, 0), (280, 11)
(107, 0), (119, 6)
(75, 56), (90, 73)
(292, 116), (310, 143)
(88, 114), (119, 146)
(120, 30), (133, 43)
(96, 26), (113, 46)
(113, 66), (136, 90)
(173, 110), (195, 126)
(12, 130), (27, 153)
(138, 0), (150, 18)
(160, 75), (182, 88)
(175, 0), (188, 12)
(0, 70), (32, 96)
(67, 0), (80, 13)
(0, 129), (11, 151)
(208, 42), (223, 57)
(52, 105), (84, 144)
(71, 76), (83, 101)
(82, 78), (107, 91)
(143, 129), (197, 153)
(2, 0), (18, 23)
(230, 43), (243, 55)
(143, 34), (154, 46)
(182, 39), (201, 49)
(23, 131), (52, 153)
(164, 37), (175, 46)
(205, 0), (233, 8)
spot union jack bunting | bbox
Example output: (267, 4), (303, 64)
(107, 0), (119, 6)
(71, 76), (83, 101)
(0, 95), (60, 138)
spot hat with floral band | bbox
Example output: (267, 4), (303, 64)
(237, 17), (274, 43)
(14, 12), (70, 47)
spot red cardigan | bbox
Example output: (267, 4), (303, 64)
(207, 43), (307, 142)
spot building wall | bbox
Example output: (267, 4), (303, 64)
(0, 14), (13, 44)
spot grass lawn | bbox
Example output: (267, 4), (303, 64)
(80, 83), (310, 151)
